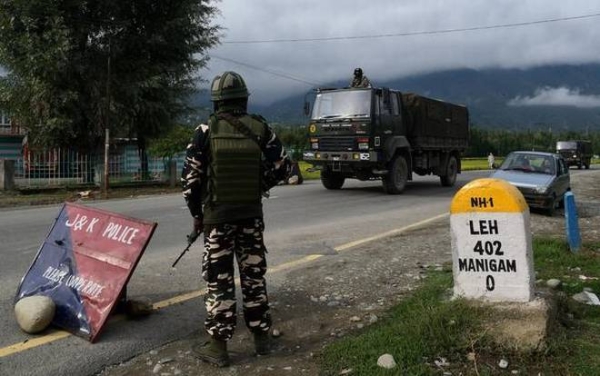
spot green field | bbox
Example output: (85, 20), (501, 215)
(298, 158), (501, 180)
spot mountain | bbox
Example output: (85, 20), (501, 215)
(254, 64), (600, 130)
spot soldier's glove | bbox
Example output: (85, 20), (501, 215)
(190, 217), (203, 242)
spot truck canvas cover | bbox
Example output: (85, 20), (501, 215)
(401, 93), (469, 145)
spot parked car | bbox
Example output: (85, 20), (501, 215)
(490, 151), (570, 215)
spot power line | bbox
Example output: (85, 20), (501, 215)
(222, 11), (600, 44)
(209, 54), (325, 87)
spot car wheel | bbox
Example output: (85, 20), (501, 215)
(545, 194), (557, 216)
(558, 195), (565, 209)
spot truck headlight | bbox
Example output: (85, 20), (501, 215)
(534, 186), (548, 194)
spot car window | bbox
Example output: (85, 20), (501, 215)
(558, 159), (568, 175)
(501, 153), (555, 173)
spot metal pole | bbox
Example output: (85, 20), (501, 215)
(103, 128), (109, 197)
(103, 37), (111, 198)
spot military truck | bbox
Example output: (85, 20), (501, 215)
(302, 87), (469, 193)
(556, 140), (592, 169)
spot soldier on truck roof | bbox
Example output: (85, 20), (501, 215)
(350, 68), (372, 88)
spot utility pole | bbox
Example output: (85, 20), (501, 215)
(102, 38), (111, 198)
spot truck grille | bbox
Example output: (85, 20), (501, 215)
(318, 137), (355, 151)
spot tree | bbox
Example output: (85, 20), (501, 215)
(148, 124), (194, 160)
(0, 0), (220, 160)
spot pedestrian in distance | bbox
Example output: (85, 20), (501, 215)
(181, 71), (290, 367)
(488, 152), (495, 169)
(350, 67), (372, 88)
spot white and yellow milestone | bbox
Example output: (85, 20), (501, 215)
(450, 178), (535, 302)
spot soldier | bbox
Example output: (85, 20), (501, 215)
(487, 152), (495, 169)
(350, 67), (372, 88)
(181, 71), (290, 367)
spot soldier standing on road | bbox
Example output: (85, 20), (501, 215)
(181, 71), (290, 367)
(350, 67), (372, 88)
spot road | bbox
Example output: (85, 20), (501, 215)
(0, 169), (586, 376)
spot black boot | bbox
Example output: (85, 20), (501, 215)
(254, 331), (271, 355)
(192, 338), (230, 367)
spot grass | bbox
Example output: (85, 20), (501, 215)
(462, 157), (504, 171)
(0, 184), (181, 208)
(319, 238), (600, 375)
(299, 158), (503, 180)
(298, 160), (321, 180)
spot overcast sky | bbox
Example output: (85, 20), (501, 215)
(202, 0), (600, 105)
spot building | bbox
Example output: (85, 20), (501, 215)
(0, 109), (25, 160)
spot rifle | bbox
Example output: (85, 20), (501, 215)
(171, 229), (202, 268)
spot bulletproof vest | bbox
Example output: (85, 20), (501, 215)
(208, 115), (265, 204)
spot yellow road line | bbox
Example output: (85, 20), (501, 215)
(334, 213), (449, 252)
(0, 212), (448, 358)
(152, 289), (206, 310)
(0, 330), (71, 357)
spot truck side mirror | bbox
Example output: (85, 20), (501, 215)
(303, 101), (310, 116)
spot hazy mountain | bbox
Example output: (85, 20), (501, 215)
(248, 64), (600, 131)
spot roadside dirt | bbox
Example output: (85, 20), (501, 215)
(98, 170), (600, 376)
(0, 185), (181, 208)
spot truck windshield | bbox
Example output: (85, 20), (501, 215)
(557, 141), (578, 150)
(311, 90), (371, 120)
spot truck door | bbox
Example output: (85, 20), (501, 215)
(391, 92), (404, 135)
(377, 89), (394, 139)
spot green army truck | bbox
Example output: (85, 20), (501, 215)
(302, 87), (469, 194)
(556, 140), (592, 169)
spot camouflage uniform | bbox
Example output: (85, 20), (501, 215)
(350, 75), (371, 88)
(202, 218), (270, 341)
(182, 72), (288, 346)
(350, 68), (372, 88)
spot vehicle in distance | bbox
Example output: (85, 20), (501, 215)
(556, 140), (592, 169)
(302, 87), (469, 194)
(490, 151), (570, 215)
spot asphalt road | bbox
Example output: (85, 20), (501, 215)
(0, 168), (587, 376)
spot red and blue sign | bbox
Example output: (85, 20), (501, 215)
(15, 202), (157, 342)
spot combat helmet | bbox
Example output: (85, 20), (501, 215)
(354, 67), (363, 77)
(210, 71), (249, 101)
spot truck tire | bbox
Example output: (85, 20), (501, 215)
(382, 155), (408, 194)
(321, 169), (345, 190)
(440, 156), (458, 187)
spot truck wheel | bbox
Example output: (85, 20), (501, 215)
(321, 170), (345, 190)
(382, 155), (408, 194)
(440, 156), (458, 187)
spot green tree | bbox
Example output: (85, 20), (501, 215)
(0, 0), (220, 162)
(148, 124), (193, 160)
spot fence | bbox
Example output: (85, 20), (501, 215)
(11, 148), (185, 189)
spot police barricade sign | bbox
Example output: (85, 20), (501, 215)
(450, 178), (534, 302)
(15, 202), (157, 342)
